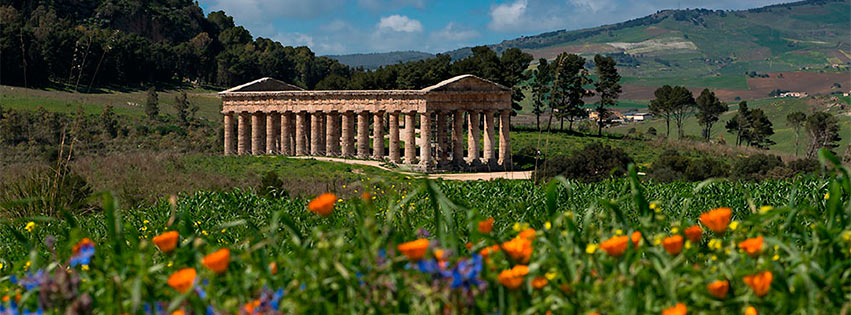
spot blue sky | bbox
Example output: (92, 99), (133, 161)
(197, 0), (788, 56)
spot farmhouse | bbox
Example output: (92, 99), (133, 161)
(219, 75), (513, 171)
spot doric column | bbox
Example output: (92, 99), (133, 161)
(499, 111), (512, 169)
(281, 112), (292, 155)
(482, 110), (495, 165)
(357, 112), (370, 158)
(295, 112), (306, 155)
(266, 112), (277, 154)
(373, 112), (385, 159)
(318, 113), (326, 155)
(436, 111), (448, 163)
(467, 110), (480, 163)
(341, 112), (355, 157)
(311, 112), (322, 156)
(419, 112), (432, 167)
(238, 112), (249, 155)
(404, 112), (417, 164)
(388, 112), (401, 163)
(452, 110), (464, 164)
(223, 112), (234, 155)
(252, 112), (264, 155)
(326, 112), (340, 156)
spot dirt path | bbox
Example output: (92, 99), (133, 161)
(288, 156), (532, 181)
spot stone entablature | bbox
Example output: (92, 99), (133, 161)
(219, 75), (513, 172)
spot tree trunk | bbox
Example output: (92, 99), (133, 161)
(665, 117), (671, 138)
(536, 113), (541, 132)
(794, 128), (800, 156)
(560, 117), (564, 131)
(546, 108), (554, 133)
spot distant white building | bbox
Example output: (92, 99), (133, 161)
(778, 92), (808, 98)
(625, 112), (652, 121)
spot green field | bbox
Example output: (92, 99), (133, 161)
(609, 96), (851, 156)
(0, 158), (846, 313)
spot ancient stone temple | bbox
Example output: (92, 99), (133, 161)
(219, 74), (512, 171)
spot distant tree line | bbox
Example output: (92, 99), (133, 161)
(0, 2), (533, 112)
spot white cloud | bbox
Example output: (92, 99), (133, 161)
(358, 0), (427, 11)
(205, 0), (343, 21)
(377, 15), (423, 33)
(488, 0), (528, 31)
(271, 32), (315, 48)
(431, 22), (479, 42)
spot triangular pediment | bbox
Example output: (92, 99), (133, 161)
(421, 74), (510, 92)
(220, 77), (304, 93)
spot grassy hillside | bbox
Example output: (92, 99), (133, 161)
(0, 86), (222, 120)
(608, 95), (851, 156)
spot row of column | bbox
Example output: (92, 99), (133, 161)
(223, 110), (511, 168)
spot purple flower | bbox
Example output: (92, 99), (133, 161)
(19, 270), (46, 290)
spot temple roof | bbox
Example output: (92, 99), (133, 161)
(219, 74), (509, 95)
(220, 77), (304, 93)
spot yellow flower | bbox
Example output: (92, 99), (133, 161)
(81, 264), (89, 271)
(24, 222), (36, 232)
(23, 261), (31, 271)
(824, 192), (830, 200)
(842, 231), (851, 242)
(728, 221), (740, 231)
(585, 244), (598, 254)
(670, 227), (679, 234)
(649, 202), (658, 210)
(0, 263), (4, 270)
(758, 206), (773, 214)
(708, 238), (723, 250)
(167, 261), (174, 267)
(772, 254), (779, 261)
(684, 240), (692, 249)
(544, 221), (552, 230)
(141, 226), (147, 231)
(615, 229), (623, 235)
(545, 271), (557, 280)
(201, 230), (209, 236)
(143, 220), (150, 224)
(513, 222), (521, 232)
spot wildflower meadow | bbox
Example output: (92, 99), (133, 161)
(0, 149), (849, 314)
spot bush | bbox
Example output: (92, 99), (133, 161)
(512, 146), (540, 171)
(257, 171), (288, 198)
(732, 154), (784, 181)
(787, 158), (820, 175)
(536, 142), (632, 182)
(647, 127), (657, 136)
(684, 157), (728, 181)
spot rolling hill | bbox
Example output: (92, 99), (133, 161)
(325, 51), (435, 69)
(331, 0), (850, 89)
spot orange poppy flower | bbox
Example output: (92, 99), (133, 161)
(308, 193), (337, 216)
(662, 235), (684, 255)
(700, 207), (732, 234)
(167, 268), (196, 293)
(738, 236), (763, 257)
(502, 237), (533, 264)
(269, 262), (277, 275)
(684, 225), (703, 243)
(662, 303), (687, 315)
(397, 239), (429, 260)
(518, 228), (536, 240)
(152, 231), (179, 253)
(202, 248), (231, 274)
(171, 310), (185, 315)
(631, 231), (642, 247)
(744, 306), (758, 315)
(588, 313), (601, 315)
(243, 299), (261, 314)
(361, 192), (372, 202)
(743, 271), (773, 297)
(531, 276), (548, 289)
(600, 235), (629, 257)
(478, 217), (494, 234)
(497, 265), (529, 290)
(707, 280), (729, 299)
(72, 238), (95, 254)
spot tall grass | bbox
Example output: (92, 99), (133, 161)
(0, 150), (847, 313)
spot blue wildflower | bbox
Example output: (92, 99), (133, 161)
(19, 270), (46, 290)
(70, 238), (95, 267)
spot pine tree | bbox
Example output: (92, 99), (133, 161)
(145, 87), (159, 120)
(786, 111), (807, 156)
(593, 54), (621, 136)
(530, 59), (552, 131)
(695, 89), (728, 141)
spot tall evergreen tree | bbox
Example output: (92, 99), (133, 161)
(649, 85), (674, 138)
(786, 111), (807, 156)
(747, 109), (775, 149)
(551, 53), (590, 132)
(805, 112), (842, 158)
(530, 59), (552, 131)
(725, 101), (751, 146)
(593, 54), (621, 136)
(145, 87), (159, 120)
(695, 89), (728, 141)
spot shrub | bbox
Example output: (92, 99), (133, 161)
(512, 146), (540, 171)
(258, 171), (288, 198)
(787, 158), (820, 176)
(732, 154), (784, 181)
(647, 127), (657, 136)
(536, 142), (632, 182)
(648, 150), (690, 182)
(684, 157), (728, 181)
